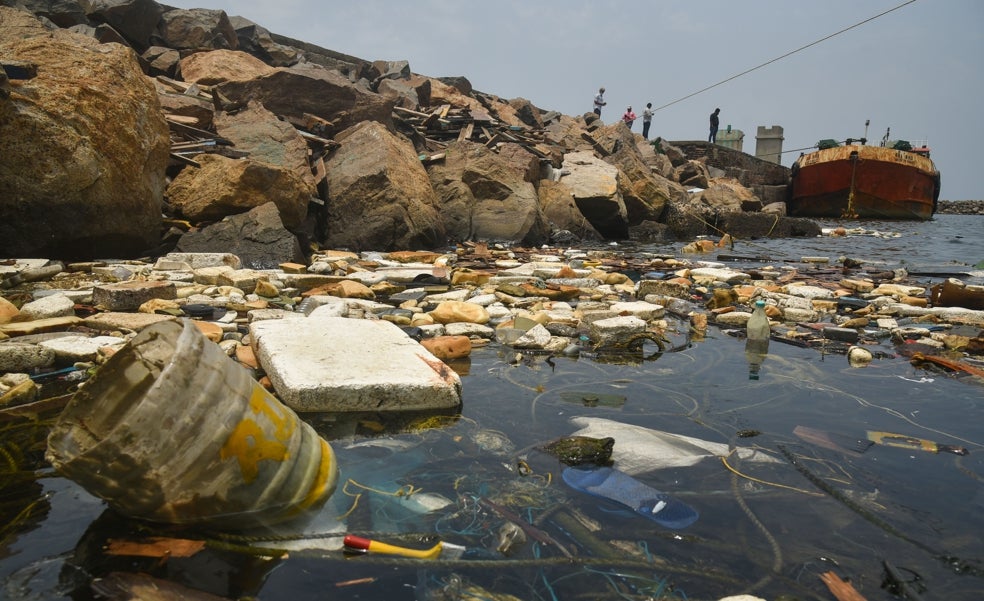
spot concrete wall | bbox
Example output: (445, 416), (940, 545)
(668, 140), (790, 188)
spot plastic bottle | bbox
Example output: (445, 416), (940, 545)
(745, 300), (770, 380)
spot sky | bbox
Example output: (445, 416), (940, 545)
(162, 0), (983, 200)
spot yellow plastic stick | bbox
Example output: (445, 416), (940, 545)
(343, 535), (443, 559)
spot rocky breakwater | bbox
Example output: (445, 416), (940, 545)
(937, 200), (984, 215)
(2, 2), (819, 264)
(3, 243), (983, 420)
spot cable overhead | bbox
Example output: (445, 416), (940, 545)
(653, 0), (918, 112)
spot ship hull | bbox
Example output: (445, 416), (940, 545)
(789, 145), (940, 220)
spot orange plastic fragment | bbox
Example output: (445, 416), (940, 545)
(911, 352), (984, 378)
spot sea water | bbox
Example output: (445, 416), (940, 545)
(2, 215), (982, 600)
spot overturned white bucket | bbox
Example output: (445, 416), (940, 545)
(46, 319), (338, 529)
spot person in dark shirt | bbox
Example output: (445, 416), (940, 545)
(709, 108), (720, 143)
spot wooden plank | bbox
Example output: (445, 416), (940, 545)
(170, 140), (218, 150)
(298, 130), (335, 146)
(485, 132), (505, 148)
(437, 104), (451, 118)
(393, 106), (431, 119)
(312, 156), (327, 185)
(169, 153), (201, 167)
(162, 114), (201, 126)
(166, 118), (218, 140)
(457, 122), (474, 142)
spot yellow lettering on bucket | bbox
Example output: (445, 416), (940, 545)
(219, 386), (297, 483)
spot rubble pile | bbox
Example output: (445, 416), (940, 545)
(3, 243), (982, 414)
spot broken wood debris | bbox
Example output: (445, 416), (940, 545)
(393, 102), (556, 159)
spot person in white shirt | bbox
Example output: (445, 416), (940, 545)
(593, 87), (607, 116)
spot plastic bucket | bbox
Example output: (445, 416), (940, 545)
(46, 319), (338, 529)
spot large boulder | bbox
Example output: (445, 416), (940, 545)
(154, 7), (237, 52)
(323, 121), (445, 251)
(538, 179), (602, 241)
(213, 100), (316, 192)
(8, 0), (86, 28)
(425, 140), (548, 246)
(217, 61), (394, 136)
(142, 44), (181, 77)
(175, 202), (305, 269)
(544, 113), (596, 154)
(178, 48), (274, 84)
(165, 153), (311, 228)
(508, 97), (544, 129)
(227, 15), (298, 67)
(81, 0), (163, 51)
(377, 77), (423, 110)
(636, 138), (675, 179)
(427, 77), (484, 114)
(0, 12), (169, 259)
(559, 151), (628, 239)
(593, 123), (669, 225)
(697, 179), (759, 213)
(675, 160), (710, 188)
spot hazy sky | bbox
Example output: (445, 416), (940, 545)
(162, 0), (982, 200)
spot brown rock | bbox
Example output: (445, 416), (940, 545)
(156, 8), (238, 52)
(179, 49), (275, 85)
(429, 301), (490, 325)
(323, 121), (444, 251)
(235, 342), (259, 368)
(214, 100), (315, 191)
(217, 62), (394, 137)
(167, 154), (311, 228)
(420, 335), (472, 361)
(560, 151), (628, 239)
(332, 280), (375, 299)
(192, 320), (224, 342)
(675, 160), (710, 188)
(0, 19), (169, 259)
(387, 251), (442, 264)
(425, 141), (548, 246)
(0, 297), (19, 325)
(538, 179), (602, 241)
(142, 45), (181, 77)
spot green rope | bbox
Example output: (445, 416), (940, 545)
(778, 444), (984, 579)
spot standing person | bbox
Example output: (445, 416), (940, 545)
(593, 87), (607, 117)
(709, 107), (720, 143)
(622, 106), (637, 130)
(642, 102), (654, 139)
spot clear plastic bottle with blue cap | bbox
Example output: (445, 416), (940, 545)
(745, 299), (770, 380)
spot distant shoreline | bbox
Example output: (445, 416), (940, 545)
(936, 200), (984, 215)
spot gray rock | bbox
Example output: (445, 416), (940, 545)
(176, 202), (306, 271)
(0, 342), (55, 372)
